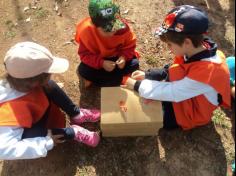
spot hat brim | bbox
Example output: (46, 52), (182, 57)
(46, 57), (69, 74)
(102, 19), (126, 32)
(112, 19), (126, 32)
(154, 27), (168, 37)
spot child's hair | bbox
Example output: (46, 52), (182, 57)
(6, 73), (51, 92)
(160, 31), (204, 48)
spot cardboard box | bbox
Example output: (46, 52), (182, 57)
(101, 87), (163, 137)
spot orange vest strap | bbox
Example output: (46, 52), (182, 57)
(0, 88), (66, 128)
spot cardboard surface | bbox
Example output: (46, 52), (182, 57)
(101, 87), (163, 137)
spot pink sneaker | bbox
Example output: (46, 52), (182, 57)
(72, 125), (100, 147)
(71, 108), (101, 125)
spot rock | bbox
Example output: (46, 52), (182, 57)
(54, 2), (59, 12)
(23, 6), (30, 12)
(123, 9), (130, 15)
(25, 17), (31, 22)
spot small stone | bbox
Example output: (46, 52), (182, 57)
(25, 17), (31, 22)
(123, 9), (130, 15)
(57, 12), (62, 16)
(23, 6), (30, 12)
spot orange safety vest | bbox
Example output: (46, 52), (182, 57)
(169, 51), (231, 130)
(75, 17), (138, 58)
(0, 88), (66, 128)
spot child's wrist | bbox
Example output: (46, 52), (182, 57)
(134, 81), (142, 92)
(127, 78), (136, 90)
(45, 136), (54, 150)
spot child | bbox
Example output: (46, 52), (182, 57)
(124, 5), (231, 130)
(226, 56), (235, 175)
(0, 42), (101, 160)
(226, 56), (235, 98)
(75, 0), (139, 87)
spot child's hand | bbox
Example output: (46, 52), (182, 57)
(121, 77), (136, 90)
(47, 130), (65, 146)
(231, 86), (235, 98)
(132, 70), (145, 80)
(103, 60), (116, 72)
(116, 56), (126, 69)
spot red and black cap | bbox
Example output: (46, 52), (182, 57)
(155, 5), (209, 36)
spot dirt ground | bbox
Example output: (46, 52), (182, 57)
(0, 0), (235, 176)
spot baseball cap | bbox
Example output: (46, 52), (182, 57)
(4, 42), (69, 79)
(88, 0), (126, 32)
(155, 5), (209, 36)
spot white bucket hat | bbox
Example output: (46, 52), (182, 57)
(4, 42), (69, 79)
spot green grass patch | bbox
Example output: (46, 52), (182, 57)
(35, 8), (49, 19)
(212, 108), (231, 129)
(5, 20), (15, 30)
(4, 31), (16, 39)
(4, 20), (16, 39)
(145, 56), (158, 65)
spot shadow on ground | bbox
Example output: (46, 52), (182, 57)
(1, 123), (227, 176)
(1, 76), (229, 176)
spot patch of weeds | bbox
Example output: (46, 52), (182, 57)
(4, 20), (17, 39)
(35, 8), (49, 19)
(4, 31), (16, 39)
(212, 108), (231, 129)
(145, 56), (158, 65)
(5, 20), (15, 30)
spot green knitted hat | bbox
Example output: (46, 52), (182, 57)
(89, 0), (125, 32)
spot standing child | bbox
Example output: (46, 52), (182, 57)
(124, 5), (231, 130)
(0, 42), (100, 160)
(75, 0), (139, 87)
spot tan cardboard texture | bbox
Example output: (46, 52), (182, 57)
(101, 87), (163, 137)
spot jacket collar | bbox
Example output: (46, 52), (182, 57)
(185, 37), (218, 63)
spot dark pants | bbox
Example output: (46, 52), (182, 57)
(162, 102), (179, 130)
(145, 67), (179, 130)
(78, 57), (139, 87)
(22, 80), (80, 140)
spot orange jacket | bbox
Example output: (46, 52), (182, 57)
(0, 88), (65, 128)
(75, 17), (139, 69)
(169, 51), (231, 130)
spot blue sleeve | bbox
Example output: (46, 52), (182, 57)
(226, 56), (235, 85)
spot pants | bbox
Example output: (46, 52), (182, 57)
(145, 66), (179, 130)
(78, 57), (139, 87)
(22, 80), (80, 140)
(162, 101), (179, 130)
